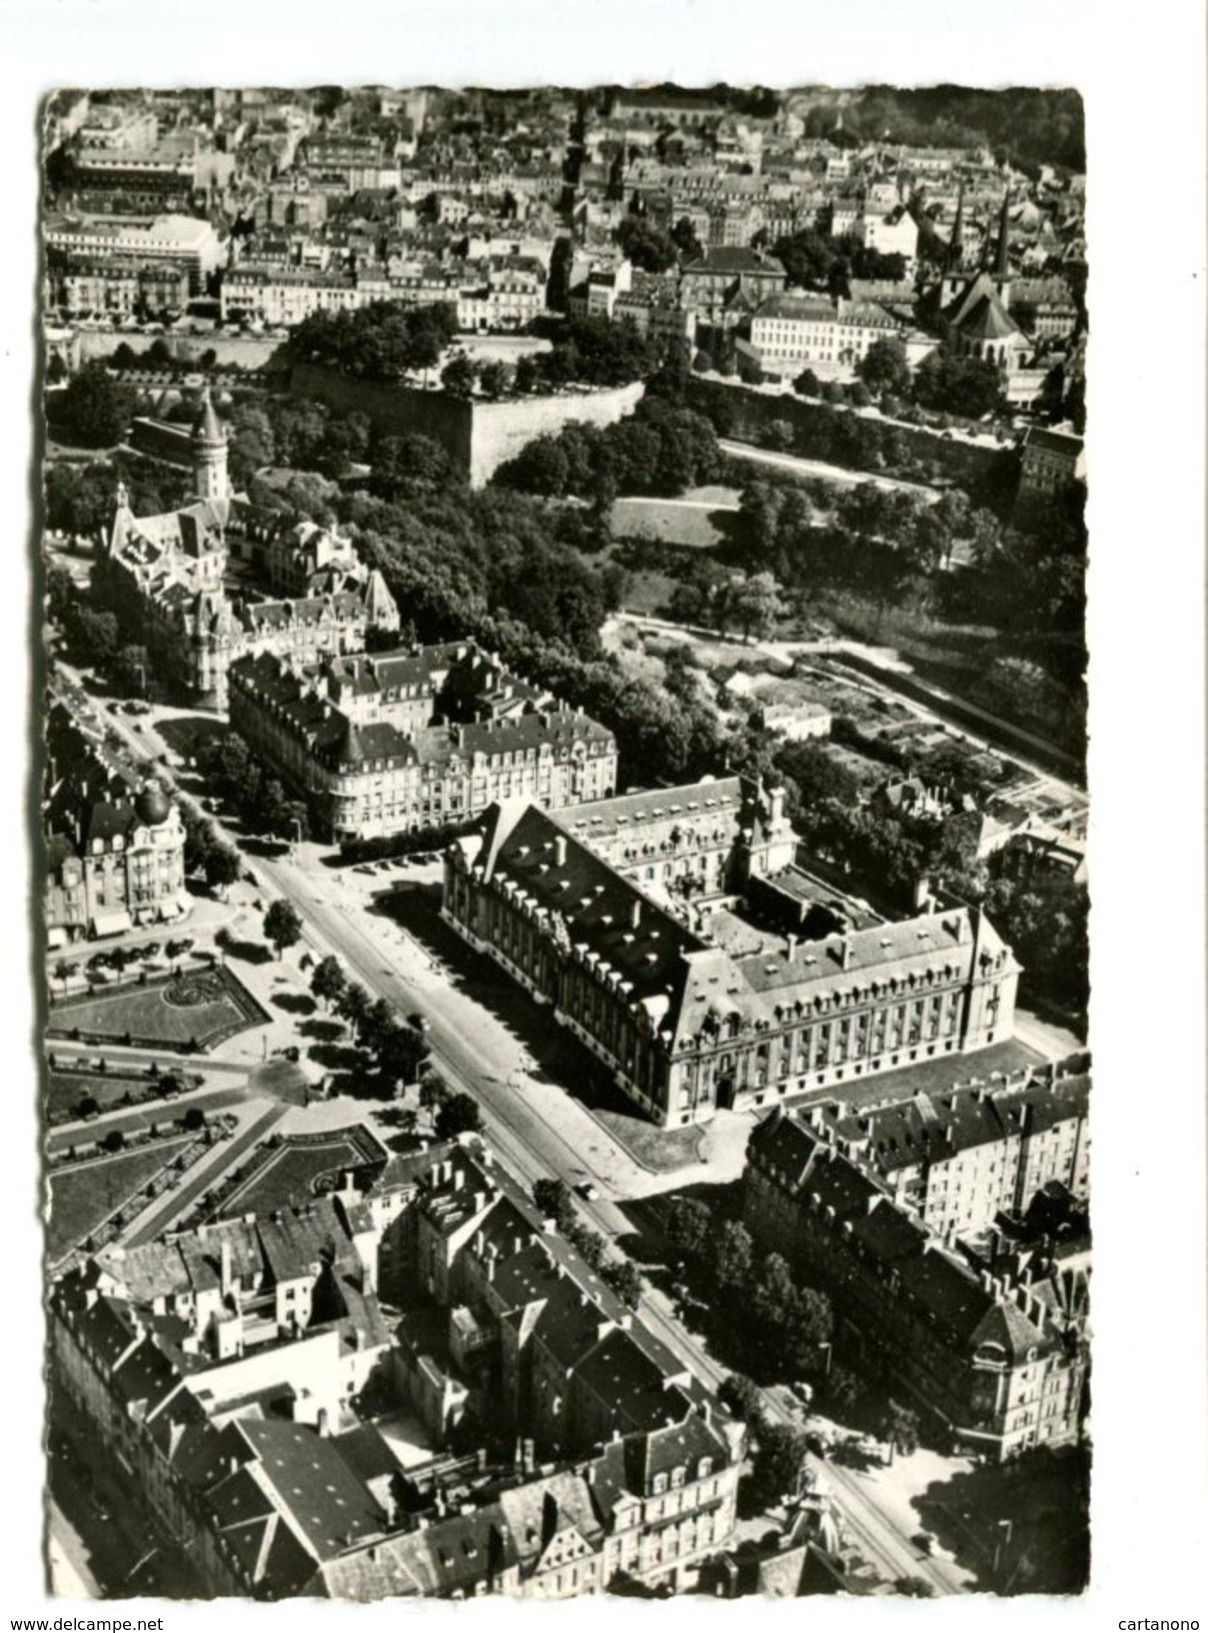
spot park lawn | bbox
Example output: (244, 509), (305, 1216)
(50, 968), (266, 1051)
(47, 1069), (158, 1120)
(47, 1137), (193, 1262)
(609, 496), (734, 550)
(590, 1108), (708, 1174)
(215, 1128), (385, 1220)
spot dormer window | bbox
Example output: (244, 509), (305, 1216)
(671, 1466), (685, 1489)
(113, 835), (124, 852)
(697, 1457), (712, 1480)
(651, 1473), (668, 1496)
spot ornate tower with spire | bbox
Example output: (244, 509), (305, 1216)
(995, 187), (1012, 278)
(948, 182), (965, 271)
(191, 387), (229, 503)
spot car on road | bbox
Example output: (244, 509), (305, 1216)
(577, 1181), (600, 1201)
(407, 1012), (430, 1032)
(789, 1380), (814, 1408)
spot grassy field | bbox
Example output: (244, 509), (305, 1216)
(609, 496), (737, 551)
(47, 1138), (193, 1262)
(49, 967), (266, 1051)
(47, 1068), (159, 1120)
(214, 1128), (385, 1220)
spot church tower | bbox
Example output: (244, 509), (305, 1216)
(191, 387), (230, 502)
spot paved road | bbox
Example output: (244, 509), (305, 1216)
(124, 1101), (286, 1245)
(719, 438), (941, 501)
(57, 665), (964, 1591)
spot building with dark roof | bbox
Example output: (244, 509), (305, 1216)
(48, 1131), (741, 1598)
(744, 1108), (1088, 1461)
(680, 247), (787, 325)
(1018, 424), (1086, 498)
(227, 641), (617, 843)
(443, 787), (1019, 1127)
(802, 1067), (1090, 1237)
(93, 394), (400, 711)
(44, 702), (187, 945)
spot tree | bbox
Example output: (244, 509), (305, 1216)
(750, 1422), (811, 1508)
(665, 1195), (713, 1260)
(793, 368), (822, 398)
(114, 643), (150, 695)
(602, 1259), (643, 1308)
(434, 1091), (483, 1139)
(533, 1177), (575, 1228)
(53, 959), (78, 994)
(310, 954), (347, 1014)
(711, 1220), (754, 1296)
(881, 1399), (921, 1458)
(263, 899), (302, 960)
(718, 1372), (764, 1424)
(476, 360), (513, 399)
(913, 351), (1004, 419)
(45, 563), (76, 625)
(378, 1023), (431, 1089)
(59, 361), (135, 447)
(824, 1365), (865, 1419)
(204, 847), (241, 898)
(339, 980), (372, 1043)
(71, 606), (119, 666)
(183, 1105), (207, 1132)
(441, 353), (478, 398)
(362, 996), (397, 1055)
(730, 571), (786, 641)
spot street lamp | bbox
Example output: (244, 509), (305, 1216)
(817, 1340), (833, 1380)
(993, 1517), (1014, 1585)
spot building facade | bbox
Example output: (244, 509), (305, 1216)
(48, 1137), (741, 1599)
(443, 781), (1020, 1127)
(744, 1109), (1088, 1461)
(45, 704), (188, 945)
(801, 1068), (1090, 1238)
(93, 395), (400, 711)
(227, 642), (618, 843)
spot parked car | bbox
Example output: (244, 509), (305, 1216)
(407, 1012), (431, 1033)
(577, 1181), (600, 1201)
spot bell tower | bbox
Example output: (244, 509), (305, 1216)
(191, 387), (230, 502)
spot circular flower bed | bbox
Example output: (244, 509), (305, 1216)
(163, 971), (227, 1009)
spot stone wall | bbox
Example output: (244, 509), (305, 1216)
(289, 363), (645, 486)
(686, 377), (1015, 492)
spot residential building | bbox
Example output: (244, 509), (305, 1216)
(48, 1137), (741, 1598)
(679, 248), (787, 326)
(46, 256), (192, 323)
(744, 1109), (1088, 1460)
(44, 704), (188, 946)
(43, 213), (225, 292)
(1017, 425), (1086, 499)
(227, 642), (618, 843)
(801, 1068), (1090, 1237)
(443, 780), (1020, 1127)
(746, 292), (906, 375)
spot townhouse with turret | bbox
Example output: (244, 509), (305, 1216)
(744, 1108), (1088, 1461)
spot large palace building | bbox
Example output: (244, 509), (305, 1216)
(91, 391), (400, 711)
(442, 778), (1020, 1128)
(227, 642), (618, 844)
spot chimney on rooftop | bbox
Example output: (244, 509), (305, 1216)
(220, 1240), (234, 1298)
(630, 899), (641, 931)
(554, 835), (567, 868)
